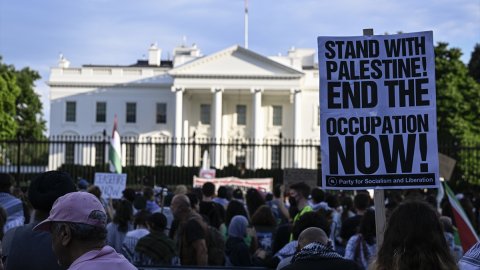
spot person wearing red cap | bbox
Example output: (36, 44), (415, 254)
(34, 192), (136, 270)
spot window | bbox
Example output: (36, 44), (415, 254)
(96, 102), (106, 123)
(155, 144), (166, 166)
(95, 143), (105, 165)
(126, 103), (136, 123)
(66, 101), (76, 122)
(200, 104), (211, 125)
(156, 103), (167, 124)
(271, 147), (281, 169)
(65, 143), (75, 164)
(272, 105), (282, 126)
(236, 105), (246, 125)
(125, 144), (135, 166)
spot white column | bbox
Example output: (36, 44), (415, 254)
(172, 86), (184, 166)
(251, 87), (264, 169)
(211, 87), (223, 168)
(291, 88), (302, 168)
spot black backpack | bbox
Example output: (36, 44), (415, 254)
(206, 225), (226, 266)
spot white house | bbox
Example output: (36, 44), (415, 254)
(48, 43), (320, 170)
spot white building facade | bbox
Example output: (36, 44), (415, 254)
(48, 44), (320, 170)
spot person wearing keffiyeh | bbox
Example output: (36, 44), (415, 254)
(281, 227), (361, 270)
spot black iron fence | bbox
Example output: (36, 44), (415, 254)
(0, 135), (478, 188)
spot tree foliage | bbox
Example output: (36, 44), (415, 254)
(0, 57), (46, 140)
(0, 58), (20, 140)
(468, 43), (480, 83)
(435, 43), (480, 184)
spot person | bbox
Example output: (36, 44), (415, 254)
(135, 212), (177, 265)
(0, 173), (24, 232)
(267, 184), (290, 224)
(280, 227), (361, 270)
(87, 185), (114, 221)
(213, 186), (229, 208)
(106, 199), (133, 253)
(310, 187), (329, 211)
(369, 200), (459, 270)
(459, 241), (480, 270)
(289, 182), (312, 224)
(121, 210), (150, 262)
(344, 209), (376, 269)
(246, 188), (266, 218)
(275, 211), (331, 270)
(225, 215), (263, 266)
(77, 179), (89, 192)
(0, 207), (7, 240)
(251, 205), (277, 255)
(340, 192), (371, 250)
(143, 187), (161, 213)
(33, 191), (136, 270)
(1, 171), (76, 270)
(170, 194), (208, 266)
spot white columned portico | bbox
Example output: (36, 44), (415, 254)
(211, 86), (224, 168)
(292, 88), (302, 168)
(251, 87), (264, 169)
(172, 85), (184, 166)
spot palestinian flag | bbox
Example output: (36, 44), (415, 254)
(109, 115), (122, 174)
(444, 182), (479, 251)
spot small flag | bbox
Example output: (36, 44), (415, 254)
(109, 115), (122, 174)
(444, 182), (479, 251)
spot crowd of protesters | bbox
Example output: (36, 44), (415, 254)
(0, 172), (479, 269)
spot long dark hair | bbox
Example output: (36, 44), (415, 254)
(113, 199), (133, 232)
(354, 209), (375, 265)
(371, 200), (458, 270)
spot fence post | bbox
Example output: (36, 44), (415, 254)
(279, 133), (283, 169)
(16, 136), (21, 186)
(103, 129), (107, 172)
(192, 132), (197, 167)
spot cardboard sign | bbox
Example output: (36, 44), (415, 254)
(193, 176), (273, 193)
(94, 173), (127, 199)
(318, 31), (439, 190)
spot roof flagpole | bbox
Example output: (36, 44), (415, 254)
(244, 0), (249, 49)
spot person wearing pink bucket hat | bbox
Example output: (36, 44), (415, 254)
(34, 192), (136, 270)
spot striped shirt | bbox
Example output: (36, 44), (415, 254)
(0, 192), (24, 232)
(459, 241), (480, 270)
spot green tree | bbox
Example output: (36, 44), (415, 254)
(0, 57), (20, 140)
(435, 43), (480, 184)
(468, 43), (480, 83)
(15, 67), (46, 139)
(0, 57), (46, 140)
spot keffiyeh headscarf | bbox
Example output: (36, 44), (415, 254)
(228, 215), (249, 238)
(291, 241), (343, 263)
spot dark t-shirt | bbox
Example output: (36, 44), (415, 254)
(185, 218), (206, 243)
(2, 222), (62, 270)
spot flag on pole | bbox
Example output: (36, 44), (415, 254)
(109, 115), (122, 174)
(444, 182), (479, 251)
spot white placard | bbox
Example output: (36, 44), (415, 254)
(94, 173), (127, 199)
(318, 31), (439, 190)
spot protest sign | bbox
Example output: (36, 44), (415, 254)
(318, 31), (439, 190)
(94, 173), (127, 199)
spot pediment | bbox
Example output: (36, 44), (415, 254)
(169, 45), (303, 78)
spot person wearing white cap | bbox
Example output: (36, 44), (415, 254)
(34, 192), (136, 270)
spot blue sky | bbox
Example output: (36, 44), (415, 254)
(1, 0), (479, 133)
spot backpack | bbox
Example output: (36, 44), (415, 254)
(206, 225), (226, 266)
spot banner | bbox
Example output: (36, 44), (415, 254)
(94, 173), (127, 199)
(193, 176), (273, 193)
(318, 31), (439, 190)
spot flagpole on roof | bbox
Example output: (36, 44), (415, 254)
(244, 0), (249, 49)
